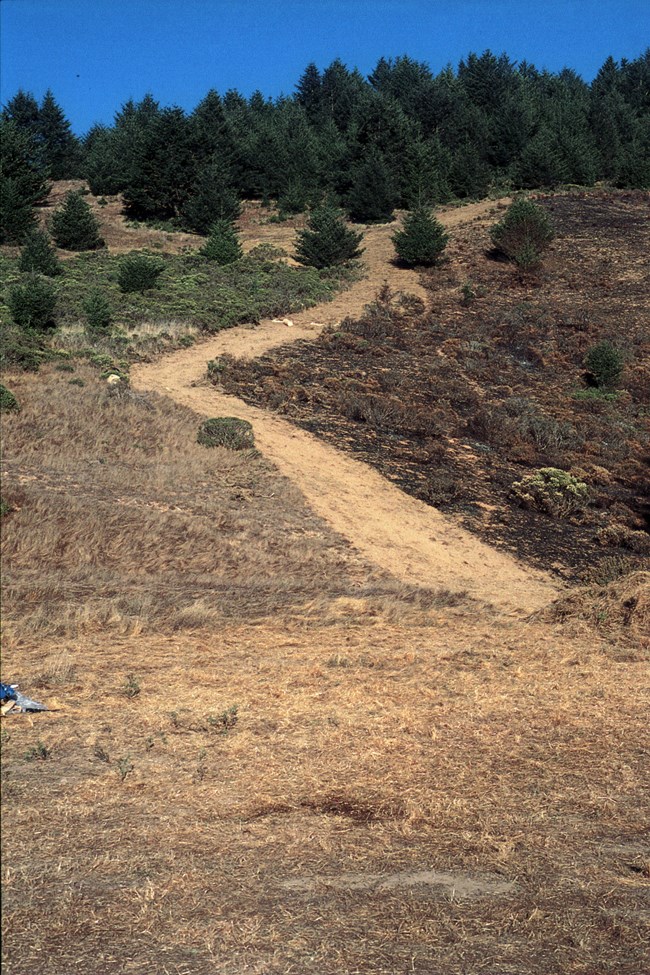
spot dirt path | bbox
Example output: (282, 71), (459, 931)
(133, 198), (562, 614)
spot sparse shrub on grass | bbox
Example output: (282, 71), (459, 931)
(116, 755), (134, 781)
(122, 673), (141, 698)
(207, 705), (238, 734)
(573, 388), (619, 403)
(197, 417), (254, 450)
(8, 274), (57, 331)
(295, 200), (364, 269)
(490, 198), (554, 268)
(83, 290), (112, 331)
(18, 229), (62, 276)
(199, 219), (243, 265)
(584, 341), (624, 389)
(0, 498), (12, 517)
(511, 467), (589, 519)
(0, 324), (49, 371)
(459, 280), (484, 306)
(597, 524), (650, 556)
(24, 740), (49, 761)
(0, 384), (20, 413)
(117, 252), (165, 293)
(392, 206), (449, 267)
(51, 190), (103, 251)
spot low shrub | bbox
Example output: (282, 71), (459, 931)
(117, 252), (165, 293)
(197, 417), (255, 450)
(0, 325), (48, 371)
(584, 341), (624, 389)
(490, 198), (554, 268)
(7, 274), (57, 330)
(0, 384), (20, 413)
(511, 467), (589, 519)
(596, 524), (650, 556)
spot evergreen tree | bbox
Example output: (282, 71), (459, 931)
(83, 125), (124, 195)
(515, 128), (568, 188)
(37, 90), (81, 178)
(391, 207), (449, 267)
(402, 137), (452, 207)
(392, 206), (449, 266)
(2, 91), (41, 144)
(449, 140), (491, 198)
(182, 158), (240, 233)
(51, 190), (103, 250)
(19, 228), (62, 275)
(458, 50), (517, 114)
(320, 59), (366, 131)
(295, 63), (323, 121)
(8, 274), (58, 331)
(0, 119), (49, 243)
(122, 107), (199, 219)
(83, 291), (112, 331)
(346, 153), (397, 223)
(199, 219), (243, 264)
(490, 198), (554, 268)
(0, 178), (36, 243)
(294, 200), (364, 268)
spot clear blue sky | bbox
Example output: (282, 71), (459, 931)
(1, 0), (648, 134)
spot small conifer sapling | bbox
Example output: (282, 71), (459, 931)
(294, 201), (364, 269)
(19, 228), (62, 276)
(51, 190), (103, 251)
(392, 206), (449, 267)
(199, 219), (243, 265)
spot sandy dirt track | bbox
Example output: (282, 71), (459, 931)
(133, 199), (562, 614)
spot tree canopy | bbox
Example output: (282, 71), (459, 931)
(2, 49), (648, 237)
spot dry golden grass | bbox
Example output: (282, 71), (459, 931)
(2, 369), (649, 974)
(2, 365), (426, 642)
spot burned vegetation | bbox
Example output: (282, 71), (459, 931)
(215, 190), (649, 579)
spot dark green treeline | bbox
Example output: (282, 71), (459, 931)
(2, 50), (649, 242)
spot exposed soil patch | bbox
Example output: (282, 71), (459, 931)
(280, 867), (516, 898)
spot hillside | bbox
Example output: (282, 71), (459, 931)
(1, 185), (649, 975)
(216, 189), (650, 580)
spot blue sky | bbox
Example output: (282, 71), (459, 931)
(1, 0), (648, 133)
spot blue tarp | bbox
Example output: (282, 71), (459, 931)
(1, 682), (47, 713)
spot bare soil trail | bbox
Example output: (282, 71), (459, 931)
(133, 198), (562, 614)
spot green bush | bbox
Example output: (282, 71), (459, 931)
(511, 468), (588, 519)
(490, 198), (554, 268)
(8, 274), (57, 330)
(197, 417), (255, 450)
(51, 190), (103, 251)
(0, 384), (20, 413)
(83, 290), (112, 331)
(18, 229), (62, 276)
(584, 341), (624, 389)
(0, 325), (48, 371)
(117, 252), (165, 293)
(199, 220), (243, 265)
(295, 201), (364, 269)
(392, 206), (449, 267)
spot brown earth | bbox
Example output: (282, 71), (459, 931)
(132, 198), (560, 615)
(213, 190), (650, 580)
(2, 189), (649, 975)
